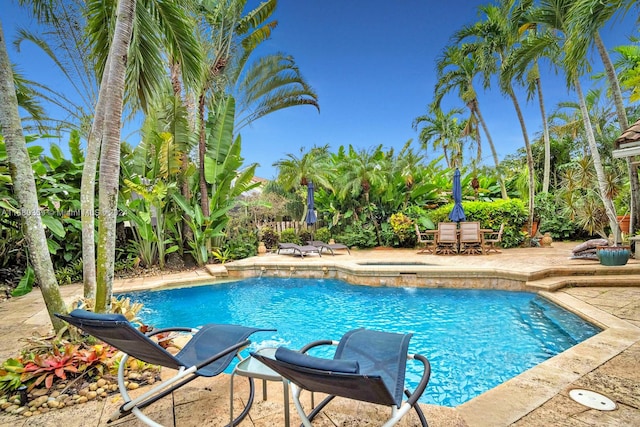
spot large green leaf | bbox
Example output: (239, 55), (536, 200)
(205, 96), (236, 185)
(41, 215), (65, 238)
(11, 266), (34, 297)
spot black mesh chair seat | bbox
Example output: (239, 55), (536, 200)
(57, 309), (272, 426)
(252, 328), (431, 427)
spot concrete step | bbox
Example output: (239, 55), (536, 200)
(527, 274), (640, 291)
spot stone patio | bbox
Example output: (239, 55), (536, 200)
(1, 242), (639, 426)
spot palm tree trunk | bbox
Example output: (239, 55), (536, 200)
(574, 78), (620, 241)
(471, 100), (508, 199)
(594, 31), (639, 234)
(95, 0), (136, 312)
(198, 94), (209, 216)
(80, 46), (113, 300)
(507, 88), (536, 235)
(535, 75), (551, 194)
(0, 20), (66, 331)
(170, 62), (194, 257)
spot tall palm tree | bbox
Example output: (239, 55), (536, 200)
(0, 18), (67, 331)
(454, 0), (537, 233)
(500, 0), (554, 194)
(567, 0), (640, 233)
(434, 44), (508, 199)
(194, 0), (319, 214)
(83, 0), (202, 310)
(14, 0), (100, 298)
(523, 0), (620, 240)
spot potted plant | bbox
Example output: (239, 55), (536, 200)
(596, 245), (631, 266)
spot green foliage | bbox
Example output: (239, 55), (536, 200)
(55, 259), (84, 285)
(211, 248), (233, 264)
(279, 228), (301, 244)
(403, 205), (435, 230)
(0, 359), (24, 394)
(298, 229), (313, 243)
(259, 226), (279, 249)
(314, 227), (331, 243)
(379, 222), (397, 247)
(172, 193), (231, 266)
(535, 193), (582, 240)
(337, 222), (377, 248)
(221, 229), (258, 260)
(389, 213), (414, 247)
(11, 266), (34, 297)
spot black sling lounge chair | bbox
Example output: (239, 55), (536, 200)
(251, 328), (431, 427)
(56, 309), (272, 427)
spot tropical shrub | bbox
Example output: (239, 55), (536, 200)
(389, 213), (414, 247)
(221, 230), (258, 260)
(280, 228), (301, 244)
(379, 222), (396, 247)
(314, 227), (331, 243)
(298, 229), (313, 244)
(535, 193), (583, 240)
(54, 259), (84, 285)
(336, 222), (377, 248)
(259, 226), (279, 249)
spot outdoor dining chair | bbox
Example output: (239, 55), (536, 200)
(414, 223), (436, 254)
(435, 222), (458, 254)
(482, 223), (505, 253)
(459, 221), (484, 255)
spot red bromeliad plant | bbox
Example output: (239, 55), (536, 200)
(21, 344), (79, 390)
(19, 343), (118, 390)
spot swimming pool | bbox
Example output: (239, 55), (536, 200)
(120, 277), (600, 406)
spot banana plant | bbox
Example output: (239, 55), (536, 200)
(122, 178), (179, 269)
(171, 193), (231, 266)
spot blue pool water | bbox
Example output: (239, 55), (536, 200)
(120, 278), (600, 406)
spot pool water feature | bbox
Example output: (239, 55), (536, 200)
(120, 278), (600, 407)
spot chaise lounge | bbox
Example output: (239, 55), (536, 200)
(56, 309), (272, 426)
(251, 328), (431, 427)
(277, 243), (322, 258)
(307, 240), (351, 255)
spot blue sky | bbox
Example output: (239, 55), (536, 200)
(3, 0), (638, 179)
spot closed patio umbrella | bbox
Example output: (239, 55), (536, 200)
(305, 181), (317, 226)
(448, 168), (466, 222)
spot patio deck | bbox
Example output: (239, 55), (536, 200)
(1, 241), (639, 426)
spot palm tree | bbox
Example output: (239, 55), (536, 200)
(412, 105), (465, 168)
(194, 0), (319, 215)
(454, 0), (537, 233)
(434, 44), (508, 199)
(0, 18), (67, 331)
(83, 0), (202, 310)
(336, 145), (388, 245)
(613, 42), (640, 103)
(500, 0), (553, 194)
(523, 0), (620, 241)
(273, 145), (331, 222)
(13, 0), (100, 298)
(567, 0), (640, 233)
